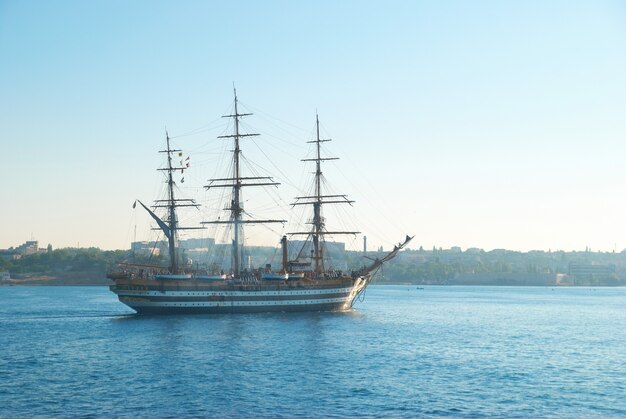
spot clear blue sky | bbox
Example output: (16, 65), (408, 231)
(1, 0), (626, 252)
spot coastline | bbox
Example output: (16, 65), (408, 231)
(0, 275), (112, 286)
(2, 279), (624, 287)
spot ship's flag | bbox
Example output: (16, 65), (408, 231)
(181, 168), (185, 174)
(185, 157), (190, 161)
(132, 200), (137, 209)
(178, 152), (183, 157)
(181, 177), (185, 183)
(186, 163), (190, 168)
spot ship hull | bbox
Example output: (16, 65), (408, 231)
(110, 276), (370, 314)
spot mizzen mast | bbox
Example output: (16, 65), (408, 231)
(202, 89), (285, 277)
(290, 114), (359, 276)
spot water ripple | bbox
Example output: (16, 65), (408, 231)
(1, 286), (626, 417)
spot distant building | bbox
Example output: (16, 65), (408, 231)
(0, 240), (47, 259)
(179, 238), (216, 250)
(131, 241), (161, 257)
(15, 240), (43, 255)
(131, 238), (217, 256)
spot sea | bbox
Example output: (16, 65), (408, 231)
(1, 285), (625, 418)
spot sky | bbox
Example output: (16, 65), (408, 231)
(1, 0), (626, 252)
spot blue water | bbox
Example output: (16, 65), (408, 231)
(1, 286), (625, 418)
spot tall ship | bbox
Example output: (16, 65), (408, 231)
(108, 91), (412, 314)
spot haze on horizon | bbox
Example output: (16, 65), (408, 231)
(1, 1), (626, 253)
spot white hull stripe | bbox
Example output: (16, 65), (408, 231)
(121, 296), (352, 308)
(114, 287), (353, 298)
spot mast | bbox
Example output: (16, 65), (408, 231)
(312, 115), (324, 274)
(231, 90), (243, 277)
(281, 235), (288, 274)
(202, 89), (285, 277)
(164, 132), (179, 273)
(135, 132), (202, 274)
(290, 113), (359, 277)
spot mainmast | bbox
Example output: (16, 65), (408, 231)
(202, 89), (285, 277)
(290, 114), (359, 276)
(313, 115), (323, 273)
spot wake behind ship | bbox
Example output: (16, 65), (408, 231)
(108, 90), (411, 314)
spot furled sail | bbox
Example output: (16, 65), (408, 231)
(137, 200), (171, 240)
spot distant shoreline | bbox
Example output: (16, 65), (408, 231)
(2, 280), (625, 287)
(0, 278), (112, 286)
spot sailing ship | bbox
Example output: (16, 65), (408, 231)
(108, 91), (412, 314)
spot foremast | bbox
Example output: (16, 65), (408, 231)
(137, 132), (201, 274)
(290, 114), (359, 276)
(202, 89), (285, 277)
